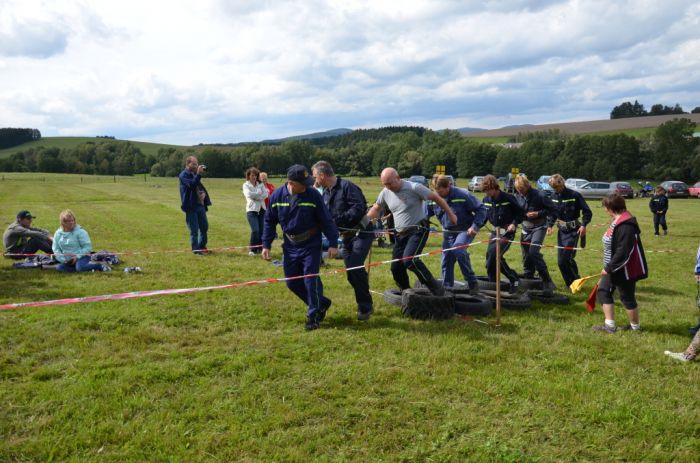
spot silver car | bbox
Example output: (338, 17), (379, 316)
(565, 178), (589, 189)
(468, 176), (485, 191)
(577, 181), (611, 199)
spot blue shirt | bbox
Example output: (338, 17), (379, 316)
(322, 177), (368, 230)
(427, 187), (486, 231)
(482, 191), (524, 228)
(179, 169), (211, 212)
(262, 185), (339, 249)
(547, 187), (592, 227)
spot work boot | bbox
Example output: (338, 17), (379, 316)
(468, 280), (479, 295)
(304, 317), (320, 331)
(511, 279), (525, 295)
(357, 307), (374, 321)
(428, 279), (446, 296)
(542, 280), (556, 296)
(318, 298), (332, 322)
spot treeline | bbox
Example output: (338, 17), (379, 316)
(0, 128), (41, 149)
(0, 141), (152, 175)
(610, 100), (700, 119)
(2, 120), (699, 182)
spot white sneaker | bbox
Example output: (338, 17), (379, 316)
(101, 265), (112, 272)
(248, 251), (256, 256)
(664, 350), (690, 362)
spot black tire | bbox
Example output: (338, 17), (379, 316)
(454, 294), (493, 316)
(528, 290), (570, 305)
(475, 276), (511, 292)
(401, 288), (455, 320)
(383, 288), (404, 307)
(413, 278), (472, 295)
(478, 289), (532, 310)
(519, 277), (544, 290)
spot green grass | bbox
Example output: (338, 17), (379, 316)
(1, 172), (699, 461)
(0, 137), (187, 160)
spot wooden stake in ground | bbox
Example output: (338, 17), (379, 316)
(495, 227), (502, 327)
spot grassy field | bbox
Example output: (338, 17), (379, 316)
(0, 137), (187, 160)
(1, 172), (699, 462)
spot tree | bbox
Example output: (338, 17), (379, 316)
(610, 100), (647, 119)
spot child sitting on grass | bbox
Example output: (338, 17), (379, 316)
(664, 243), (700, 362)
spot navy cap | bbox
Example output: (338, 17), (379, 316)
(17, 210), (34, 220)
(287, 164), (314, 186)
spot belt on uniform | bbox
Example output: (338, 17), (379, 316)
(285, 226), (319, 243)
(522, 218), (546, 229)
(557, 220), (580, 231)
(396, 220), (428, 238)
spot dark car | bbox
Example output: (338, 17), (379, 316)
(610, 181), (634, 199)
(660, 180), (690, 198)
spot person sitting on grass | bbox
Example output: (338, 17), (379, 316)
(664, 243), (700, 362)
(52, 210), (110, 273)
(3, 210), (53, 259)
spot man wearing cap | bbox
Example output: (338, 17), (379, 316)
(262, 164), (339, 331)
(365, 167), (457, 296)
(179, 156), (211, 255)
(312, 160), (374, 321)
(3, 210), (53, 259)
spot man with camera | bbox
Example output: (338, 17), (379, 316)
(179, 156), (211, 255)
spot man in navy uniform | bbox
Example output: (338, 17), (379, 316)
(547, 174), (593, 287)
(428, 175), (486, 294)
(312, 161), (374, 321)
(262, 165), (339, 331)
(481, 174), (525, 292)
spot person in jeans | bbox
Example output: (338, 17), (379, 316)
(481, 175), (525, 293)
(664, 243), (700, 361)
(428, 175), (486, 294)
(593, 193), (648, 333)
(514, 175), (556, 294)
(52, 210), (110, 272)
(259, 172), (275, 209)
(3, 210), (53, 259)
(179, 156), (211, 255)
(649, 186), (669, 236)
(365, 168), (457, 296)
(242, 167), (268, 256)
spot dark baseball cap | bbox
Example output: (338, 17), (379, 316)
(287, 164), (314, 186)
(16, 210), (35, 220)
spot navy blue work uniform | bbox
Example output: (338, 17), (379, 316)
(323, 177), (374, 316)
(547, 187), (592, 286)
(648, 194), (668, 235)
(262, 184), (338, 323)
(428, 187), (486, 288)
(483, 190), (524, 285)
(516, 187), (555, 283)
(179, 168), (211, 254)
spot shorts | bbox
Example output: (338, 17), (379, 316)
(597, 274), (637, 310)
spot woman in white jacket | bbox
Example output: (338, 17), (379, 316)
(242, 167), (268, 255)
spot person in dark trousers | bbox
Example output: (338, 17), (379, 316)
(179, 156), (211, 255)
(428, 175), (486, 293)
(547, 174), (593, 287)
(593, 193), (648, 333)
(365, 168), (457, 296)
(514, 175), (557, 294)
(3, 210), (53, 259)
(481, 174), (525, 292)
(649, 186), (669, 236)
(261, 164), (339, 331)
(242, 167), (268, 255)
(312, 161), (374, 320)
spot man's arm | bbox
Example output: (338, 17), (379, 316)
(427, 191), (457, 225)
(261, 198), (279, 260)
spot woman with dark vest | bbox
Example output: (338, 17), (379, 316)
(593, 193), (648, 333)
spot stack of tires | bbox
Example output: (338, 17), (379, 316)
(384, 280), (493, 320)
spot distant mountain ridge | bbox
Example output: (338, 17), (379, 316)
(260, 128), (352, 144)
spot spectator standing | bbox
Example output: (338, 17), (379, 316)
(179, 156), (211, 255)
(242, 167), (268, 256)
(259, 172), (275, 209)
(649, 186), (669, 236)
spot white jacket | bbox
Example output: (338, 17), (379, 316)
(242, 181), (268, 212)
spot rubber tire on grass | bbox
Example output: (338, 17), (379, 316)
(478, 289), (532, 310)
(475, 276), (511, 292)
(519, 277), (544, 290)
(401, 288), (455, 320)
(383, 288), (404, 307)
(454, 294), (493, 316)
(413, 278), (472, 295)
(527, 290), (570, 305)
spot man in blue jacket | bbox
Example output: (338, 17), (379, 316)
(312, 161), (375, 321)
(179, 156), (211, 255)
(428, 175), (486, 293)
(262, 165), (339, 331)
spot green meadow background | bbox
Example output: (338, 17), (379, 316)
(1, 172), (699, 462)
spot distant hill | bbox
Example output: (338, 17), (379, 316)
(260, 128), (352, 144)
(464, 114), (700, 138)
(0, 137), (186, 160)
(454, 127), (485, 134)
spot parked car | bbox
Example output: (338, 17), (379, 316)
(408, 175), (428, 186)
(688, 181), (700, 198)
(444, 175), (455, 186)
(565, 178), (589, 190)
(536, 175), (553, 195)
(468, 176), (485, 191)
(577, 181), (611, 199)
(660, 180), (690, 198)
(610, 181), (634, 199)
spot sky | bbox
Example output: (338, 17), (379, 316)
(1, 0), (699, 145)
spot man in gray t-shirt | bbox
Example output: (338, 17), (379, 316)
(366, 168), (457, 295)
